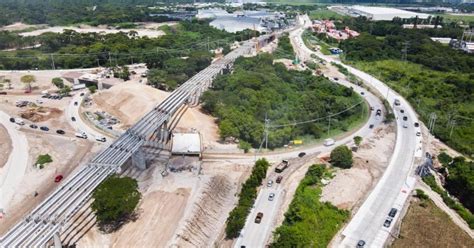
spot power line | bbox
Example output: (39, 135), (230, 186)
(269, 100), (365, 129)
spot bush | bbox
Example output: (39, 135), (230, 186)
(91, 175), (141, 232)
(239, 141), (252, 153)
(330, 145), (353, 169)
(88, 85), (97, 94)
(437, 152), (452, 166)
(271, 165), (348, 247)
(415, 189), (429, 201)
(225, 158), (270, 239)
(36, 154), (52, 167)
(353, 136), (362, 146)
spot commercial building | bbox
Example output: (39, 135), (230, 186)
(331, 5), (430, 21)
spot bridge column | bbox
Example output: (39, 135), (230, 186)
(53, 232), (61, 248)
(132, 148), (147, 170)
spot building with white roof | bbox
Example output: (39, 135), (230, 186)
(332, 5), (430, 21)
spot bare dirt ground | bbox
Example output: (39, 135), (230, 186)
(18, 24), (167, 38)
(0, 69), (83, 93)
(320, 123), (396, 210)
(0, 133), (95, 236)
(0, 124), (12, 168)
(0, 22), (46, 32)
(79, 160), (252, 248)
(91, 82), (222, 148)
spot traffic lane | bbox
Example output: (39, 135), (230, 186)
(66, 91), (109, 143)
(0, 111), (29, 214)
(344, 109), (417, 246)
(235, 187), (282, 248)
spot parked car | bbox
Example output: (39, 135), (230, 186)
(276, 176), (283, 184)
(74, 101), (78, 106)
(40, 126), (49, 131)
(30, 124), (38, 129)
(95, 136), (106, 142)
(268, 193), (275, 201)
(56, 129), (65, 135)
(298, 152), (306, 158)
(254, 212), (263, 224)
(15, 118), (25, 125)
(80, 92), (85, 96)
(54, 175), (63, 183)
(71, 117), (76, 121)
(75, 132), (87, 139)
(0, 91), (7, 95)
(9, 117), (15, 123)
(267, 180), (273, 187)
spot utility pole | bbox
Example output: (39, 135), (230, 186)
(327, 113), (332, 137)
(401, 41), (409, 62)
(50, 54), (55, 70)
(428, 112), (437, 134)
(264, 113), (270, 150)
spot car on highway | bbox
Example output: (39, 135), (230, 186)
(30, 124), (38, 129)
(267, 180), (273, 187)
(276, 176), (283, 184)
(416, 131), (421, 137)
(268, 193), (275, 201)
(360, 91), (365, 95)
(400, 109), (404, 113)
(356, 240), (366, 248)
(56, 129), (65, 135)
(376, 109), (382, 116)
(394, 99), (401, 106)
(54, 175), (63, 183)
(333, 77), (339, 81)
(388, 208), (398, 218)
(71, 116), (76, 121)
(74, 101), (78, 106)
(324, 138), (335, 146)
(403, 123), (408, 128)
(414, 122), (419, 127)
(254, 212), (263, 224)
(369, 124), (374, 129)
(15, 118), (25, 125)
(9, 117), (15, 122)
(40, 126), (49, 131)
(370, 106), (374, 111)
(383, 218), (392, 228)
(298, 152), (306, 157)
(403, 116), (408, 121)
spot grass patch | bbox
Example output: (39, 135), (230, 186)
(271, 164), (349, 247)
(274, 34), (295, 60)
(437, 14), (474, 24)
(309, 9), (344, 20)
(393, 194), (474, 247)
(35, 154), (52, 169)
(302, 30), (337, 55)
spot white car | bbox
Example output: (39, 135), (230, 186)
(14, 118), (25, 125)
(267, 180), (273, 187)
(268, 193), (275, 201)
(403, 123), (408, 128)
(75, 131), (87, 139)
(95, 136), (106, 142)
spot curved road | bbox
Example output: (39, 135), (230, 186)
(290, 24), (423, 247)
(0, 111), (28, 217)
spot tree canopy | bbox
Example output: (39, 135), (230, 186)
(330, 145), (353, 169)
(91, 175), (141, 232)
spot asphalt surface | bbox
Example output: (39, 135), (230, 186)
(289, 24), (422, 247)
(0, 111), (29, 216)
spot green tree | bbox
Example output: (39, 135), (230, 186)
(353, 136), (362, 146)
(51, 77), (64, 89)
(330, 145), (353, 169)
(20, 74), (35, 91)
(91, 175), (141, 232)
(437, 152), (452, 166)
(88, 85), (97, 94)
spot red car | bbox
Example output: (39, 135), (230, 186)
(54, 175), (63, 183)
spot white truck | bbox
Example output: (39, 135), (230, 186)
(14, 118), (25, 125)
(75, 131), (87, 139)
(324, 138), (335, 146)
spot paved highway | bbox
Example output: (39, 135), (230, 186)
(0, 36), (266, 247)
(290, 24), (422, 247)
(0, 111), (29, 217)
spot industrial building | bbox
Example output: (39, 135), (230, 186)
(330, 5), (430, 21)
(171, 132), (202, 156)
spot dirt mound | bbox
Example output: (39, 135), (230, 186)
(92, 82), (169, 128)
(20, 107), (62, 122)
(172, 175), (233, 247)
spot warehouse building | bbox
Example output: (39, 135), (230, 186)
(331, 5), (430, 21)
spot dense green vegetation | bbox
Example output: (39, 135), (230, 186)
(309, 9), (343, 20)
(338, 18), (474, 155)
(202, 54), (366, 148)
(35, 154), (52, 168)
(225, 159), (270, 239)
(271, 164), (349, 247)
(422, 174), (474, 229)
(91, 175), (141, 232)
(330, 145), (353, 169)
(273, 34), (295, 60)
